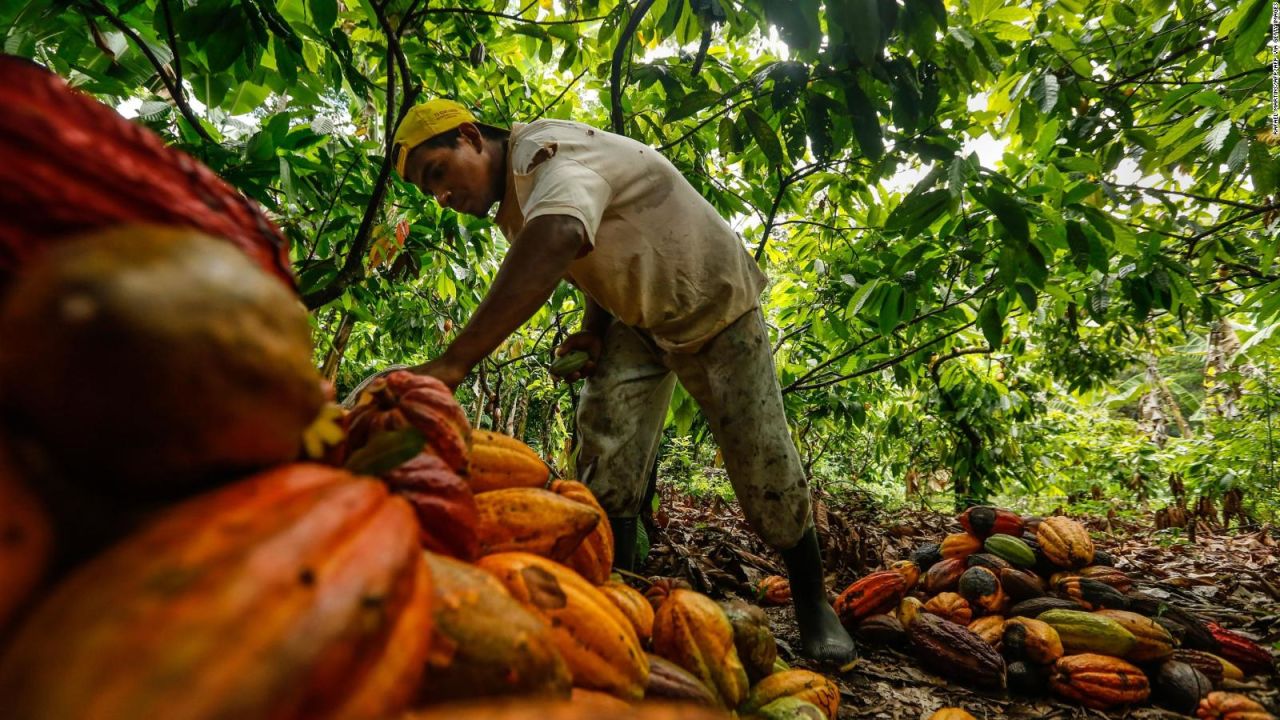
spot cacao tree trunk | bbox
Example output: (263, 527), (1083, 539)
(320, 311), (356, 384)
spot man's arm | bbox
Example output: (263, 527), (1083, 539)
(414, 214), (587, 388)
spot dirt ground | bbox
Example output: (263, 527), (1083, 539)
(640, 486), (1280, 719)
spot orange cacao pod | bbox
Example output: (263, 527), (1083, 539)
(645, 576), (692, 610)
(719, 599), (777, 684)
(940, 532), (983, 559)
(599, 580), (655, 644)
(924, 592), (974, 626)
(739, 669), (840, 720)
(418, 552), (570, 703)
(0, 464), (433, 720)
(651, 589), (749, 708)
(0, 446), (51, 633)
(957, 566), (1006, 614)
(1002, 617), (1064, 664)
(473, 488), (601, 561)
(897, 596), (925, 627)
(927, 710), (977, 720)
(1094, 609), (1175, 662)
(1036, 516), (1094, 568)
(1205, 623), (1275, 676)
(475, 552), (647, 699)
(467, 429), (550, 493)
(347, 370), (471, 473)
(957, 506), (1024, 538)
(1077, 565), (1133, 593)
(549, 480), (614, 584)
(384, 452), (480, 561)
(890, 560), (921, 589)
(833, 570), (908, 628)
(758, 575), (792, 605)
(923, 557), (967, 594)
(1052, 577), (1129, 611)
(907, 613), (1006, 689)
(968, 616), (1006, 647)
(568, 688), (631, 711)
(1196, 691), (1276, 720)
(1050, 653), (1150, 709)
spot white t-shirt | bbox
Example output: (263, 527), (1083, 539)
(493, 119), (767, 353)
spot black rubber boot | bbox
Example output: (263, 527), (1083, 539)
(779, 526), (856, 664)
(610, 516), (638, 573)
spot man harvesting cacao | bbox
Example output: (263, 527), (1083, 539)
(384, 99), (854, 662)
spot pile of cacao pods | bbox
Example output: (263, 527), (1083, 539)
(827, 506), (1277, 716)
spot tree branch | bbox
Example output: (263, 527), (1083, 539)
(611, 0), (657, 135)
(786, 320), (977, 393)
(1183, 200), (1280, 261)
(422, 6), (610, 24)
(1110, 182), (1263, 211)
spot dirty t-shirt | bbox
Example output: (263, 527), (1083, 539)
(492, 119), (767, 354)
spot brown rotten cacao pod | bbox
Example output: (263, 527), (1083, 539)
(599, 580), (655, 645)
(1008, 596), (1083, 618)
(1036, 516), (1095, 568)
(645, 577), (693, 611)
(833, 570), (908, 628)
(643, 653), (716, 706)
(652, 590), (749, 709)
(927, 710), (977, 720)
(889, 559), (921, 589)
(1205, 622), (1275, 676)
(758, 575), (792, 606)
(1053, 577), (1129, 611)
(1173, 649), (1242, 686)
(549, 480), (613, 584)
(968, 616), (1006, 647)
(1196, 691), (1276, 720)
(907, 612), (1007, 689)
(0, 464), (433, 720)
(925, 592), (974, 626)
(466, 430), (550, 492)
(476, 552), (648, 699)
(957, 566), (1006, 614)
(911, 543), (944, 571)
(1152, 660), (1214, 715)
(1092, 549), (1116, 566)
(384, 452), (480, 561)
(1002, 617), (1064, 664)
(957, 506), (1024, 539)
(856, 614), (906, 644)
(1049, 653), (1150, 710)
(923, 557), (967, 594)
(474, 488), (601, 561)
(418, 552), (570, 703)
(1077, 565), (1133, 593)
(999, 567), (1046, 601)
(966, 553), (1013, 572)
(1126, 593), (1219, 652)
(940, 532), (983, 559)
(740, 669), (840, 720)
(719, 599), (778, 684)
(1094, 609), (1175, 662)
(347, 370), (470, 473)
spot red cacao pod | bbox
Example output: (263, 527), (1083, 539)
(347, 371), (471, 474)
(384, 452), (480, 560)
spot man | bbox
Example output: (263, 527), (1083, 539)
(390, 98), (855, 662)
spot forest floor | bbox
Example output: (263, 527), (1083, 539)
(641, 485), (1280, 719)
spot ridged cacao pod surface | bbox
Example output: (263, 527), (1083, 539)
(645, 577), (692, 611)
(757, 575), (792, 605)
(643, 653), (717, 706)
(889, 559), (920, 589)
(599, 581), (655, 645)
(1205, 623), (1275, 676)
(1008, 596), (1083, 618)
(1077, 565), (1133, 593)
(1172, 649), (1236, 687)
(548, 479), (613, 584)
(740, 669), (839, 720)
(346, 370), (470, 473)
(1039, 609), (1136, 657)
(999, 567), (1046, 601)
(967, 616), (1006, 647)
(957, 506), (1023, 538)
(473, 488), (601, 561)
(1036, 516), (1095, 568)
(833, 570), (908, 628)
(984, 534), (1036, 568)
(1093, 609), (1175, 662)
(856, 614), (906, 644)
(965, 553), (1012, 572)
(1196, 691), (1275, 720)
(466, 430), (550, 492)
(923, 557), (967, 594)
(1126, 594), (1219, 652)
(1002, 617), (1064, 664)
(907, 613), (1007, 689)
(957, 566), (1006, 613)
(719, 599), (778, 685)
(384, 452), (480, 561)
(925, 592), (974, 626)
(1050, 653), (1150, 709)
(940, 532), (983, 559)
(651, 589), (749, 708)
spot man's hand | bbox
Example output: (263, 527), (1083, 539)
(410, 356), (469, 391)
(553, 331), (603, 382)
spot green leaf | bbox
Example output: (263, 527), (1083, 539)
(879, 285), (903, 334)
(344, 427), (426, 476)
(976, 188), (1030, 246)
(743, 108), (785, 166)
(884, 189), (949, 232)
(846, 278), (881, 318)
(978, 297), (1003, 348)
(309, 0), (337, 31)
(849, 0), (883, 65)
(1203, 120), (1232, 154)
(1066, 221), (1090, 272)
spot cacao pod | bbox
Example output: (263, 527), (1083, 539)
(1205, 622), (1275, 676)
(1172, 649), (1239, 686)
(599, 581), (656, 645)
(940, 532), (983, 560)
(1196, 691), (1276, 720)
(466, 430), (550, 493)
(924, 592), (973, 626)
(889, 559), (921, 589)
(1077, 565), (1133, 593)
(1094, 609), (1175, 662)
(651, 589), (749, 708)
(549, 480), (614, 584)
(897, 596), (924, 627)
(1050, 653), (1150, 709)
(833, 570), (908, 628)
(1126, 594), (1218, 652)
(1092, 549), (1116, 566)
(400, 699), (729, 719)
(983, 534), (1036, 568)
(907, 613), (1007, 689)
(1002, 617), (1064, 664)
(740, 669), (839, 720)
(927, 710), (977, 720)
(1053, 577), (1129, 611)
(758, 575), (792, 605)
(1155, 616), (1189, 645)
(1036, 516), (1094, 568)
(1152, 660), (1214, 714)
(1008, 596), (1083, 618)
(1039, 609), (1136, 657)
(856, 614), (906, 644)
(644, 653), (716, 705)
(965, 553), (1012, 572)
(0, 448), (51, 633)
(645, 577), (692, 610)
(476, 552), (648, 699)
(347, 370), (471, 473)
(384, 452), (480, 561)
(968, 616), (1006, 647)
(957, 566), (1006, 613)
(568, 688), (631, 711)
(911, 543), (944, 571)
(474, 488), (601, 560)
(549, 350), (590, 377)
(957, 506), (1024, 539)
(1006, 661), (1047, 696)
(0, 464), (433, 720)
(418, 552), (571, 703)
(923, 557), (967, 594)
(999, 567), (1046, 601)
(746, 697), (826, 720)
(719, 599), (778, 684)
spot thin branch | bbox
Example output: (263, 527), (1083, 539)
(772, 322), (812, 356)
(422, 6), (610, 24)
(691, 25), (712, 77)
(776, 219), (873, 233)
(611, 0), (657, 135)
(534, 65), (591, 120)
(1109, 182), (1263, 211)
(656, 89), (769, 152)
(1184, 200), (1280, 261)
(786, 321), (977, 393)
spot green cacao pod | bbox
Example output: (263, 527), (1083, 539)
(1039, 609), (1137, 657)
(983, 534), (1037, 568)
(549, 351), (590, 377)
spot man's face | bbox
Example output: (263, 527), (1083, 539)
(402, 123), (500, 217)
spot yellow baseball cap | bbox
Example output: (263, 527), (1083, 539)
(393, 99), (501, 177)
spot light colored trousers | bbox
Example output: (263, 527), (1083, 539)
(576, 308), (812, 550)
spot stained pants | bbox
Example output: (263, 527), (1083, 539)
(575, 309), (811, 550)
